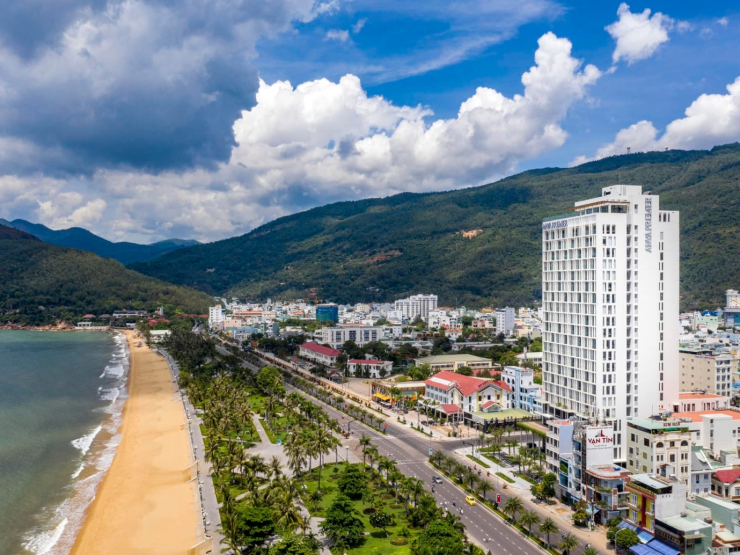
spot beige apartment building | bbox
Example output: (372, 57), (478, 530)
(679, 347), (737, 397)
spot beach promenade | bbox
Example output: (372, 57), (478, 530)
(70, 331), (198, 555)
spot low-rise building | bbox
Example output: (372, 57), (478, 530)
(315, 326), (383, 349)
(679, 346), (737, 397)
(626, 418), (692, 481)
(423, 371), (514, 416)
(347, 359), (393, 379)
(625, 474), (687, 534)
(414, 354), (493, 372)
(671, 391), (730, 412)
(299, 342), (340, 366)
(501, 366), (543, 412)
(712, 468), (740, 502)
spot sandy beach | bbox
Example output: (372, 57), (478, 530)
(70, 330), (198, 555)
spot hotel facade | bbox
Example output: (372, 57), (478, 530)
(541, 185), (679, 462)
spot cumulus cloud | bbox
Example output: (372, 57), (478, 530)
(717, 17), (729, 27)
(38, 197), (108, 229)
(0, 0), (333, 173)
(325, 29), (350, 42)
(572, 76), (740, 165)
(606, 3), (673, 65)
(0, 32), (600, 243)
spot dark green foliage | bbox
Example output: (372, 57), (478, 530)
(237, 505), (275, 547)
(132, 144), (740, 310)
(337, 465), (370, 500)
(319, 494), (365, 547)
(268, 534), (321, 555)
(256, 366), (285, 395)
(162, 329), (216, 376)
(615, 528), (640, 549)
(0, 237), (213, 325)
(411, 519), (465, 555)
(368, 510), (394, 537)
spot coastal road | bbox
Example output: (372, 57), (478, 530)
(216, 344), (550, 554)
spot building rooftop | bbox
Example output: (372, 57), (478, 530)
(627, 418), (688, 432)
(470, 408), (533, 421)
(424, 371), (500, 396)
(348, 359), (390, 364)
(660, 515), (710, 534)
(672, 409), (740, 423)
(694, 494), (740, 511)
(416, 354), (491, 364)
(300, 342), (340, 357)
(714, 468), (740, 484)
(678, 392), (726, 400)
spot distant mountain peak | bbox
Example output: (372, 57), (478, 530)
(3, 219), (199, 265)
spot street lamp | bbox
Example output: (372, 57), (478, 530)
(345, 446), (349, 463)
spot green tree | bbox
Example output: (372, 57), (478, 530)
(572, 509), (590, 527)
(583, 548), (599, 555)
(337, 465), (370, 500)
(369, 510), (394, 537)
(559, 532), (579, 555)
(268, 534), (321, 555)
(541, 472), (557, 502)
(411, 519), (465, 555)
(319, 494), (365, 548)
(538, 517), (558, 549)
(519, 510), (541, 536)
(615, 528), (639, 551)
(237, 505), (275, 548)
(503, 496), (523, 523)
(455, 366), (473, 376)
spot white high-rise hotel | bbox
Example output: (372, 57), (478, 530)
(542, 185), (679, 462)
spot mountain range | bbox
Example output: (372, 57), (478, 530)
(131, 144), (740, 311)
(0, 224), (212, 325)
(0, 219), (200, 265)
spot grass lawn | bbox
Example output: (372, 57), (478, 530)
(300, 463), (421, 554)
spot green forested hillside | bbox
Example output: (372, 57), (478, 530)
(0, 230), (213, 324)
(131, 144), (740, 310)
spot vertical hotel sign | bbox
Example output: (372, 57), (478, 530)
(644, 197), (652, 253)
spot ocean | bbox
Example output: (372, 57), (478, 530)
(0, 330), (129, 555)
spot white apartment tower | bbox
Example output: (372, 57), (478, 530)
(541, 185), (679, 462)
(394, 294), (438, 321)
(496, 307), (516, 336)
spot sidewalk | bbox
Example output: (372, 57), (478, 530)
(451, 446), (610, 553)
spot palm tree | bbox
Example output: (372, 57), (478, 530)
(464, 468), (479, 490)
(503, 496), (523, 523)
(539, 517), (558, 549)
(519, 510), (541, 536)
(389, 470), (405, 502)
(491, 427), (505, 453)
(559, 533), (579, 555)
(268, 455), (282, 480)
(430, 450), (445, 467)
(219, 508), (241, 555)
(307, 489), (323, 512)
(409, 477), (426, 506)
(359, 434), (373, 467)
(312, 426), (335, 491)
(441, 454), (455, 474)
(365, 445), (379, 474)
(475, 478), (493, 500)
(583, 548), (599, 555)
(451, 461), (466, 484)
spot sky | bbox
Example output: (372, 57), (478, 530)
(0, 0), (739, 244)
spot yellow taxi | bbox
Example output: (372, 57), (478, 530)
(465, 495), (477, 506)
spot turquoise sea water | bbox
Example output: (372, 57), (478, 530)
(0, 331), (129, 555)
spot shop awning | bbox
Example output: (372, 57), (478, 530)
(374, 392), (391, 401)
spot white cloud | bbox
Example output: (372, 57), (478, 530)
(606, 3), (673, 65)
(352, 19), (367, 34)
(717, 17), (729, 27)
(325, 29), (350, 42)
(572, 76), (740, 164)
(2, 32), (600, 242)
(676, 21), (693, 33)
(37, 196), (108, 229)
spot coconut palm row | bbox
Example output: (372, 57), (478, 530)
(191, 373), (336, 553)
(282, 373), (387, 433)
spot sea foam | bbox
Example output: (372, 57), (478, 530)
(71, 424), (103, 455)
(23, 517), (68, 555)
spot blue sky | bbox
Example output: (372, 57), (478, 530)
(0, 0), (738, 243)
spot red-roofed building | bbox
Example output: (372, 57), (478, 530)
(299, 342), (340, 366)
(347, 359), (392, 379)
(712, 468), (740, 501)
(424, 370), (515, 416)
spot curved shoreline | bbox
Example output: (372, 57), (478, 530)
(69, 330), (197, 555)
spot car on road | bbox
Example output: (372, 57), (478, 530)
(432, 476), (443, 484)
(465, 495), (477, 506)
